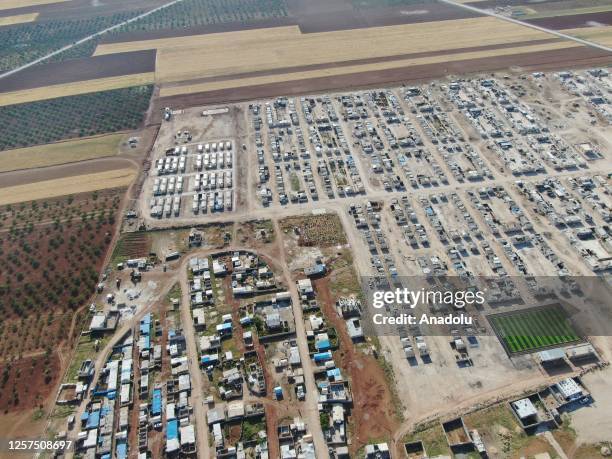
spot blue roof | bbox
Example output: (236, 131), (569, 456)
(166, 420), (178, 441)
(313, 351), (332, 362)
(86, 410), (100, 429)
(140, 314), (151, 335)
(151, 388), (162, 416)
(316, 339), (331, 351)
(81, 412), (89, 421)
(116, 443), (127, 459)
(201, 354), (218, 364)
(218, 322), (232, 330)
(327, 368), (341, 379)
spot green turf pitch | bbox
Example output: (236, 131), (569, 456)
(488, 305), (581, 355)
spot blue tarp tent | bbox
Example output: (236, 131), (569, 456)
(326, 368), (341, 380)
(140, 314), (151, 335)
(313, 351), (332, 363)
(151, 388), (162, 416)
(316, 339), (331, 351)
(116, 443), (127, 459)
(86, 410), (100, 429)
(166, 419), (179, 441)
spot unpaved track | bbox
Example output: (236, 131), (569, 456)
(272, 220), (330, 459)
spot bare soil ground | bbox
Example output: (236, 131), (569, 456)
(0, 157), (137, 189)
(288, 0), (480, 33)
(156, 44), (611, 110)
(0, 50), (156, 93)
(526, 10), (612, 28)
(160, 37), (560, 89)
(0, 353), (61, 414)
(313, 276), (400, 454)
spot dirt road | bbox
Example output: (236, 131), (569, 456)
(273, 220), (330, 459)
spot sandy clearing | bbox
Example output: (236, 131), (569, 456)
(0, 167), (136, 205)
(0, 134), (124, 172)
(0, 0), (67, 10)
(0, 11), (38, 25)
(93, 17), (559, 85)
(570, 367), (612, 444)
(0, 72), (154, 106)
(160, 40), (580, 97)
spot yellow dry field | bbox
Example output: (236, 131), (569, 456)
(161, 40), (580, 97)
(0, 0), (67, 9)
(562, 26), (612, 47)
(94, 17), (564, 86)
(0, 12), (38, 25)
(0, 134), (124, 173)
(0, 72), (154, 106)
(0, 168), (136, 205)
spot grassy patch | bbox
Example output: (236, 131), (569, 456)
(488, 304), (581, 355)
(64, 334), (108, 383)
(404, 423), (451, 458)
(280, 213), (347, 247)
(111, 231), (151, 266)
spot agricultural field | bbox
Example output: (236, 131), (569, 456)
(0, 85), (153, 151)
(488, 305), (582, 355)
(280, 213), (347, 247)
(29, 0), (289, 68)
(93, 17), (569, 88)
(0, 11), (142, 72)
(0, 189), (124, 380)
(0, 72), (154, 106)
(0, 13), (39, 26)
(0, 168), (137, 205)
(0, 0), (68, 9)
(110, 231), (152, 265)
(0, 133), (125, 173)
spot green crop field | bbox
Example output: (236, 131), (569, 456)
(488, 305), (581, 355)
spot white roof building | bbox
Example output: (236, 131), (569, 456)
(512, 398), (537, 419)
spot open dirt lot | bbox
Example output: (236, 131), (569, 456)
(0, 11), (38, 25)
(0, 72), (154, 106)
(0, 167), (136, 205)
(0, 134), (124, 172)
(570, 367), (612, 444)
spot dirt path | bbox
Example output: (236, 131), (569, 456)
(272, 220), (330, 459)
(313, 276), (400, 454)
